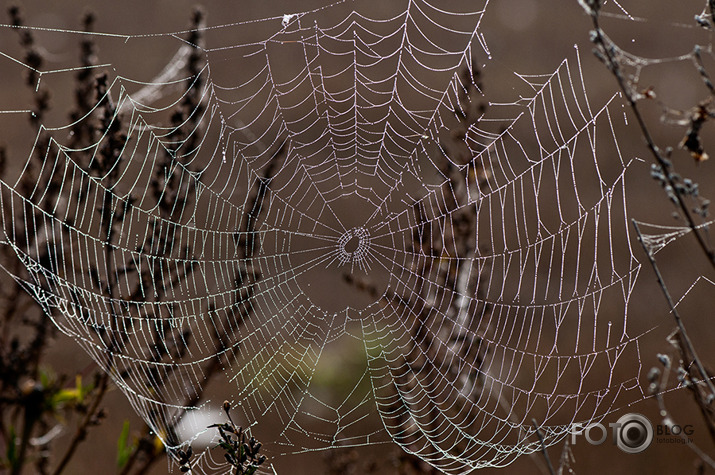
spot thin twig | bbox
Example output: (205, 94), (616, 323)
(632, 220), (715, 399)
(650, 368), (715, 469)
(586, 4), (715, 269)
(692, 46), (715, 95)
(532, 419), (556, 475)
(634, 218), (715, 456)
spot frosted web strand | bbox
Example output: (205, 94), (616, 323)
(1, 2), (694, 474)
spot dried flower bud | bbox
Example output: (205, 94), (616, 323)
(647, 367), (661, 383)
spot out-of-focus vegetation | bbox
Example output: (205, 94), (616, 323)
(0, 1), (714, 474)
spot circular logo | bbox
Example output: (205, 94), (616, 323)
(615, 413), (653, 454)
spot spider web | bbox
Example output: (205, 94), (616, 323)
(0, 1), (673, 473)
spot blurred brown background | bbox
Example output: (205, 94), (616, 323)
(0, 0), (713, 474)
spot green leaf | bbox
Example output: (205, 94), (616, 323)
(51, 388), (81, 406)
(116, 420), (133, 468)
(38, 368), (53, 388)
(75, 374), (86, 403)
(50, 374), (95, 408)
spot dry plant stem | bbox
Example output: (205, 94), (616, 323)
(589, 8), (715, 270)
(556, 440), (574, 475)
(50, 372), (109, 475)
(123, 63), (274, 475)
(651, 381), (715, 469)
(633, 220), (715, 421)
(13, 403), (37, 475)
(133, 450), (161, 475)
(4, 8), (106, 475)
(673, 329), (715, 447)
(124, 155), (282, 475)
(532, 419), (556, 475)
(692, 46), (715, 95)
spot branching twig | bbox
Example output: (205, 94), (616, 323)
(632, 221), (715, 400)
(648, 365), (715, 469)
(584, 1), (715, 269)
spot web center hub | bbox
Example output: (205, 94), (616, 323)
(337, 226), (369, 267)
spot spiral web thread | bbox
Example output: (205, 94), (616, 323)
(0, 1), (668, 473)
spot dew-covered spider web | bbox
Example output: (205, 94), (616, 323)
(2, 0), (712, 473)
